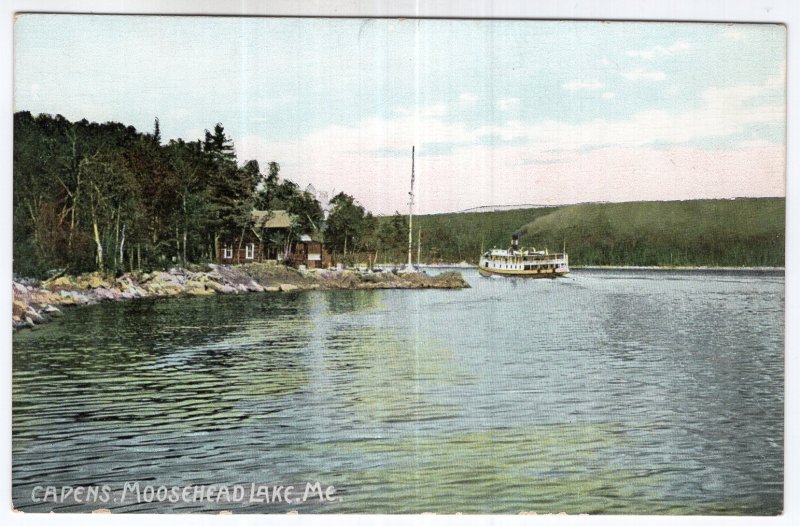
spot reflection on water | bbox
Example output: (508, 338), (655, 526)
(12, 269), (783, 514)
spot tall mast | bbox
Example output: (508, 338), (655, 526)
(407, 146), (415, 269)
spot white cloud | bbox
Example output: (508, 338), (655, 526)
(600, 56), (611, 66)
(562, 80), (605, 91)
(497, 97), (520, 111)
(393, 104), (448, 118)
(622, 69), (666, 81)
(458, 92), (478, 105)
(235, 74), (784, 213)
(626, 40), (691, 59)
(601, 92), (615, 99)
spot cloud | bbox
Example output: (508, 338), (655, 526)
(626, 40), (691, 59)
(601, 92), (615, 99)
(497, 97), (520, 111)
(235, 73), (785, 213)
(622, 69), (666, 81)
(458, 92), (478, 105)
(562, 80), (605, 91)
(393, 103), (448, 118)
(600, 56), (611, 66)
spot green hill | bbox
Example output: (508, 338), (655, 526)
(404, 198), (784, 267)
(399, 207), (559, 263)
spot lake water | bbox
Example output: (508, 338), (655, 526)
(12, 269), (784, 514)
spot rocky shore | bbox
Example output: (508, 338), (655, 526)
(12, 263), (469, 330)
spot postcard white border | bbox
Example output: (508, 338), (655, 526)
(1, 2), (796, 526)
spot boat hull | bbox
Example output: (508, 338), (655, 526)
(478, 266), (569, 278)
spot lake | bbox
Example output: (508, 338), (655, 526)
(12, 269), (784, 514)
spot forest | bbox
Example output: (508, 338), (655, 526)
(13, 112), (408, 278)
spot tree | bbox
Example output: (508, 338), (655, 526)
(11, 112), (316, 276)
(152, 117), (161, 145)
(377, 212), (408, 262)
(324, 192), (366, 256)
(202, 123), (256, 259)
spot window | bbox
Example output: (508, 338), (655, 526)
(245, 243), (255, 260)
(223, 245), (233, 259)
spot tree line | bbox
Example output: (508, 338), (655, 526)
(13, 112), (409, 278)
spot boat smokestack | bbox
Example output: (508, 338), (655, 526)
(511, 233), (520, 250)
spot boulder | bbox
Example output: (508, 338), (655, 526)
(30, 289), (61, 305)
(205, 280), (236, 294)
(75, 272), (108, 289)
(12, 299), (29, 318)
(13, 282), (29, 299)
(93, 287), (121, 301)
(59, 290), (92, 305)
(48, 276), (77, 289)
(245, 280), (265, 293)
(204, 280), (226, 293)
(279, 283), (299, 292)
(43, 305), (62, 316)
(25, 308), (44, 323)
(185, 280), (213, 295)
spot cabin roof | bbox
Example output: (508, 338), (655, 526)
(251, 210), (292, 229)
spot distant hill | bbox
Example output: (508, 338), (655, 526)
(402, 198), (784, 266)
(403, 207), (559, 263)
(458, 203), (558, 214)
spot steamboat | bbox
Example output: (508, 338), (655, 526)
(478, 234), (569, 278)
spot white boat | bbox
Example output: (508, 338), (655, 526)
(478, 234), (569, 278)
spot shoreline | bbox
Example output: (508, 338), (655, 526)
(12, 263), (469, 331)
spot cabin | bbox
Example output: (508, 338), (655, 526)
(216, 210), (292, 264)
(289, 235), (332, 269)
(216, 210), (331, 268)
(217, 230), (263, 264)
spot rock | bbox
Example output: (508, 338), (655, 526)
(24, 316), (35, 328)
(265, 286), (280, 292)
(205, 280), (226, 293)
(206, 280), (237, 294)
(127, 285), (147, 297)
(76, 272), (108, 289)
(13, 282), (29, 298)
(43, 305), (62, 316)
(245, 280), (264, 293)
(48, 276), (76, 289)
(25, 308), (44, 323)
(93, 287), (122, 301)
(185, 280), (213, 295)
(30, 289), (61, 305)
(12, 299), (29, 318)
(279, 283), (299, 292)
(59, 290), (92, 305)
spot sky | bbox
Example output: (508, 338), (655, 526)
(14, 15), (786, 214)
